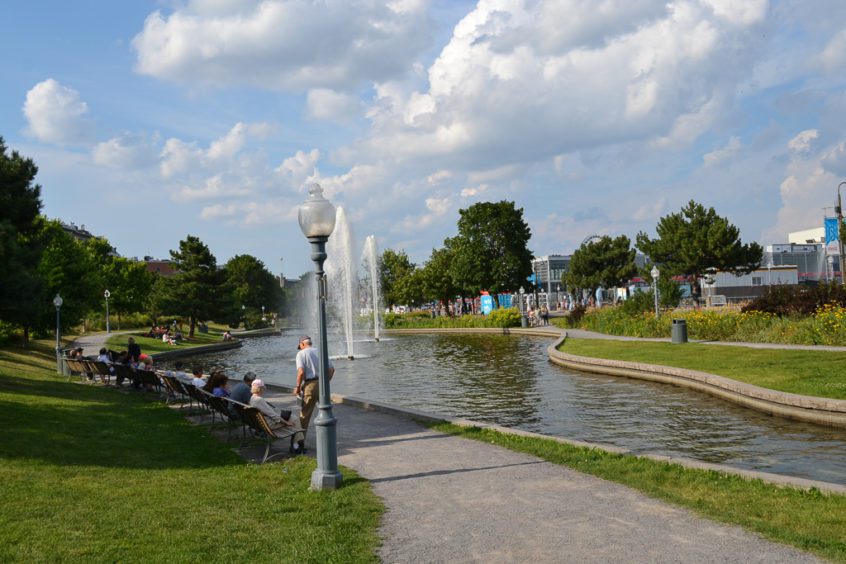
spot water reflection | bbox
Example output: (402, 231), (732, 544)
(188, 331), (846, 485)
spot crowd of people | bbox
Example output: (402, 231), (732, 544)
(70, 333), (334, 458)
(146, 325), (183, 345)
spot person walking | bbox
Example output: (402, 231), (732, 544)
(292, 335), (334, 455)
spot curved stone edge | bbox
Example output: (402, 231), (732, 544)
(150, 339), (242, 361)
(260, 381), (846, 495)
(231, 328), (281, 339)
(550, 333), (846, 429)
(384, 327), (563, 338)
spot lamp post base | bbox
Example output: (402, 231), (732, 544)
(310, 469), (343, 491)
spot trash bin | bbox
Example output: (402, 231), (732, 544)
(671, 319), (688, 344)
(521, 315), (528, 328)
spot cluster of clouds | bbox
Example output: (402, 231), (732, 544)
(19, 0), (846, 263)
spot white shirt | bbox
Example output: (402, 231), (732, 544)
(296, 346), (333, 381)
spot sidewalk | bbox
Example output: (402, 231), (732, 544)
(255, 389), (820, 563)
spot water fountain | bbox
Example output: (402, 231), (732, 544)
(326, 206), (357, 359)
(363, 235), (382, 342)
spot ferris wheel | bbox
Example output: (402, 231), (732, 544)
(580, 234), (602, 247)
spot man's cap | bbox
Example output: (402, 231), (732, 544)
(296, 335), (311, 351)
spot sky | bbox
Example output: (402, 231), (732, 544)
(3, 0), (846, 278)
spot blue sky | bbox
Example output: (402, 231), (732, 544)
(3, 0), (846, 278)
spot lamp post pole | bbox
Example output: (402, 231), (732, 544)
(104, 289), (111, 333)
(651, 266), (660, 319)
(766, 260), (773, 287)
(837, 182), (846, 284)
(53, 293), (63, 374)
(261, 305), (266, 321)
(299, 183), (342, 491)
(241, 304), (246, 330)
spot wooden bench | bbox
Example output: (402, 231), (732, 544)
(233, 404), (303, 463)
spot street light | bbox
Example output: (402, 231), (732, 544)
(298, 182), (342, 491)
(518, 286), (527, 327)
(104, 289), (111, 333)
(261, 305), (266, 321)
(650, 266), (660, 318)
(241, 304), (246, 329)
(766, 260), (773, 286)
(53, 293), (63, 374)
(837, 181), (846, 284)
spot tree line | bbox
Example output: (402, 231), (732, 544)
(0, 138), (284, 344)
(379, 199), (762, 309)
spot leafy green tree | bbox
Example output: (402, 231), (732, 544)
(29, 219), (100, 339)
(379, 249), (417, 308)
(0, 139), (44, 342)
(149, 235), (224, 337)
(223, 254), (283, 326)
(565, 235), (637, 291)
(636, 201), (763, 289)
(83, 237), (153, 328)
(420, 246), (459, 307)
(448, 201), (533, 301)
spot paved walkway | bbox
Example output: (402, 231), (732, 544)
(77, 330), (827, 561)
(252, 390), (819, 563)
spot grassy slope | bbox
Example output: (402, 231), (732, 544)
(105, 329), (225, 355)
(561, 339), (846, 400)
(434, 423), (846, 562)
(0, 340), (382, 562)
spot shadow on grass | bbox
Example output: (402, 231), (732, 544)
(0, 373), (244, 471)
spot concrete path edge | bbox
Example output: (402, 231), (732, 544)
(261, 380), (846, 495)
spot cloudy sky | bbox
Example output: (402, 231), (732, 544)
(3, 0), (846, 277)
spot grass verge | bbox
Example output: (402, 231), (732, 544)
(105, 329), (227, 355)
(0, 339), (382, 562)
(432, 422), (846, 562)
(560, 339), (846, 400)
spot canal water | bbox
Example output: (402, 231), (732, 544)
(189, 331), (846, 485)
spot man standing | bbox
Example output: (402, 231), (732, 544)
(293, 335), (334, 455)
(127, 337), (141, 363)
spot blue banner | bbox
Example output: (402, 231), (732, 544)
(825, 217), (840, 256)
(480, 295), (494, 315)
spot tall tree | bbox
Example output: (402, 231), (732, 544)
(565, 235), (637, 291)
(223, 254), (283, 324)
(149, 235), (223, 337)
(448, 201), (533, 300)
(420, 247), (459, 307)
(379, 249), (417, 308)
(636, 200), (763, 288)
(0, 138), (44, 342)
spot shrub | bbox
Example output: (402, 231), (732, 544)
(742, 283), (846, 316)
(568, 303), (587, 327)
(487, 307), (522, 328)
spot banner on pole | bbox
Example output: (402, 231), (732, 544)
(824, 217), (840, 256)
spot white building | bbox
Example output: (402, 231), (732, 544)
(700, 265), (799, 304)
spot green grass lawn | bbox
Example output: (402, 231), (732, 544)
(435, 423), (846, 562)
(0, 340), (382, 562)
(105, 328), (226, 355)
(561, 339), (846, 400)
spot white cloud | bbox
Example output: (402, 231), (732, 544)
(275, 149), (320, 188)
(23, 79), (93, 145)
(788, 129), (818, 154)
(306, 89), (363, 121)
(460, 184), (488, 197)
(819, 29), (846, 73)
(633, 197), (667, 221)
(703, 136), (742, 167)
(132, 0), (433, 91)
(355, 0), (768, 171)
(172, 174), (253, 202)
(200, 200), (296, 225)
(93, 133), (159, 169)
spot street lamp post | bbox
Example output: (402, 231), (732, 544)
(104, 289), (111, 333)
(53, 293), (63, 374)
(298, 183), (342, 491)
(766, 260), (773, 286)
(557, 284), (561, 310)
(650, 266), (660, 318)
(261, 305), (266, 321)
(837, 181), (846, 284)
(241, 304), (246, 330)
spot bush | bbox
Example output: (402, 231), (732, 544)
(487, 307), (522, 328)
(742, 283), (846, 316)
(568, 303), (587, 327)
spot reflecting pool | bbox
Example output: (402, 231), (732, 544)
(189, 331), (846, 485)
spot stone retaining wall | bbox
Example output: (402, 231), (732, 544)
(150, 339), (242, 362)
(550, 333), (846, 429)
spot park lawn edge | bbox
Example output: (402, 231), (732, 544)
(558, 338), (846, 400)
(431, 422), (846, 562)
(0, 339), (384, 562)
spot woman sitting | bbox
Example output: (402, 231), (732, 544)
(204, 371), (230, 398)
(249, 379), (295, 430)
